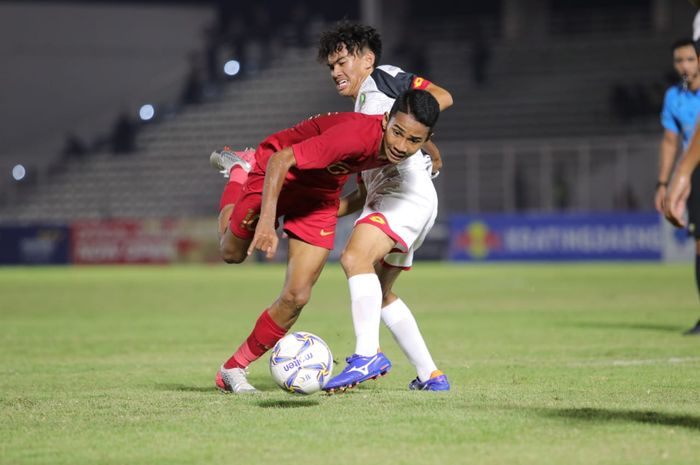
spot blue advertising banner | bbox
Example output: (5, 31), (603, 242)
(0, 225), (71, 264)
(449, 212), (663, 261)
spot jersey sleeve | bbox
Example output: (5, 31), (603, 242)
(292, 121), (370, 170)
(371, 67), (432, 99)
(660, 88), (680, 134)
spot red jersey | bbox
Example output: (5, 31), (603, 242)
(251, 112), (385, 198)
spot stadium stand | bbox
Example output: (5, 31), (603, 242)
(0, 48), (338, 222)
(430, 34), (668, 140)
(0, 7), (683, 221)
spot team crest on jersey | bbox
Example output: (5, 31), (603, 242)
(326, 161), (351, 175)
(369, 215), (386, 225)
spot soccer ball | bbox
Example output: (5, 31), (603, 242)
(269, 332), (333, 394)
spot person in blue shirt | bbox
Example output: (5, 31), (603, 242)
(656, 38), (700, 335)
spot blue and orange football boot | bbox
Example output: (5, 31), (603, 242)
(323, 352), (392, 393)
(408, 370), (450, 391)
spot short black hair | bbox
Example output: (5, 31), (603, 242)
(672, 38), (698, 55)
(388, 89), (440, 132)
(317, 21), (382, 65)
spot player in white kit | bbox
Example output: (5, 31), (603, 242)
(317, 23), (454, 392)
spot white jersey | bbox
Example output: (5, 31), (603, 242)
(354, 65), (432, 192)
(352, 65), (438, 268)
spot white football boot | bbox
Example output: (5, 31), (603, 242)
(215, 365), (257, 394)
(209, 146), (255, 178)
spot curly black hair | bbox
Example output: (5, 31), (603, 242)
(317, 21), (382, 65)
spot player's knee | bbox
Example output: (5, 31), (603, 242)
(220, 244), (246, 264)
(221, 253), (245, 264)
(279, 286), (312, 312)
(340, 248), (366, 275)
(382, 290), (397, 307)
(378, 278), (394, 300)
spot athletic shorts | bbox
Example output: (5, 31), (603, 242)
(688, 168), (700, 239)
(356, 155), (438, 269)
(229, 170), (340, 249)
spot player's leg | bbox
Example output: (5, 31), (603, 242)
(217, 191), (258, 263)
(216, 167), (266, 263)
(324, 224), (395, 392)
(342, 223), (395, 353)
(365, 177), (449, 390)
(211, 146), (256, 243)
(219, 228), (252, 264)
(269, 237), (330, 329)
(684, 237), (700, 335)
(376, 261), (450, 391)
(684, 169), (700, 335)
(216, 237), (329, 393)
(218, 205), (235, 238)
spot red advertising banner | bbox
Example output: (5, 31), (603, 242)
(71, 218), (220, 264)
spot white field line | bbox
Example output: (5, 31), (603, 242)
(453, 356), (700, 368)
(567, 356), (700, 367)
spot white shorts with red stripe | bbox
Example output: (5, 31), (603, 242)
(356, 156), (438, 269)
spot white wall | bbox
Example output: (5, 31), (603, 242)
(0, 2), (213, 166)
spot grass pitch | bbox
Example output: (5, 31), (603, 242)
(1, 262), (699, 465)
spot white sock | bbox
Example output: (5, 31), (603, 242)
(348, 273), (383, 357)
(382, 298), (438, 382)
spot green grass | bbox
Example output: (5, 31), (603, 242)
(1, 263), (699, 465)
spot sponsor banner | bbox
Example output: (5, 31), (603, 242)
(0, 225), (71, 264)
(449, 212), (663, 261)
(71, 218), (220, 264)
(659, 217), (696, 262)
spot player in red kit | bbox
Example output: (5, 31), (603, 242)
(210, 89), (440, 393)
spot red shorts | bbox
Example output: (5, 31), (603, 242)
(229, 171), (340, 249)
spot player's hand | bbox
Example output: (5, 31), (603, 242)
(430, 156), (443, 176)
(422, 153), (433, 173)
(422, 146), (442, 178)
(423, 153), (442, 177)
(248, 218), (279, 259)
(664, 174), (691, 228)
(654, 185), (666, 214)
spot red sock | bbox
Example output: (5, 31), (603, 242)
(223, 309), (287, 369)
(218, 165), (250, 210)
(219, 180), (243, 211)
(229, 165), (249, 185)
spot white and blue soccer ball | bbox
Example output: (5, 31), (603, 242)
(269, 331), (333, 394)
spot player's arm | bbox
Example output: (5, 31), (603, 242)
(420, 83), (449, 177)
(665, 123), (700, 227)
(337, 180), (367, 217)
(374, 68), (453, 112)
(248, 147), (296, 258)
(403, 80), (450, 176)
(421, 139), (442, 176)
(420, 82), (450, 175)
(410, 78), (451, 175)
(655, 129), (679, 213)
(424, 82), (453, 111)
